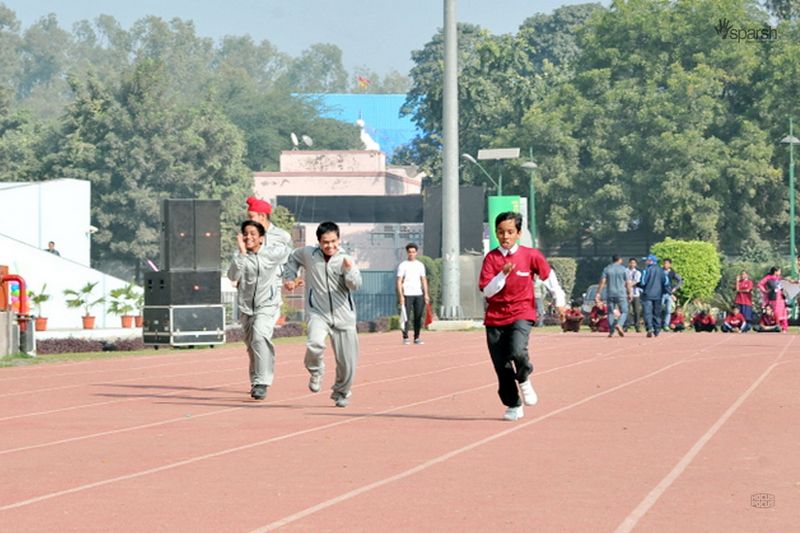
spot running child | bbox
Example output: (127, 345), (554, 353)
(479, 211), (566, 421)
(283, 221), (362, 407)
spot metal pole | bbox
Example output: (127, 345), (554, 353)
(790, 118), (797, 280)
(498, 166), (503, 196)
(440, 0), (461, 319)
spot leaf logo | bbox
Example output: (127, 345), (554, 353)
(715, 18), (732, 39)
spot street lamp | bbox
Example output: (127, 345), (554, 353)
(781, 118), (800, 281)
(521, 159), (538, 248)
(462, 153), (499, 192)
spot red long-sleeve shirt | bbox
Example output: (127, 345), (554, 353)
(479, 246), (551, 326)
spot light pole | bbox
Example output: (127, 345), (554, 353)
(462, 153), (499, 192)
(478, 147), (520, 196)
(521, 158), (538, 248)
(781, 118), (800, 281)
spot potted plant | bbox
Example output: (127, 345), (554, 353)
(108, 284), (137, 328)
(133, 287), (144, 327)
(64, 281), (105, 329)
(28, 283), (50, 331)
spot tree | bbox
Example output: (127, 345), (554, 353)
(279, 43), (348, 93)
(651, 238), (721, 302)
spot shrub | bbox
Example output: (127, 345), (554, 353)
(273, 321), (305, 338)
(417, 255), (442, 312)
(549, 258), (577, 302)
(651, 238), (721, 303)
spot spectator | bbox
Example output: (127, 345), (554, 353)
(624, 257), (643, 332)
(534, 276), (547, 327)
(734, 270), (754, 324)
(45, 241), (60, 256)
(589, 301), (610, 333)
(639, 254), (670, 337)
(753, 305), (781, 332)
(562, 302), (584, 332)
(668, 306), (686, 332)
(721, 305), (750, 333)
(595, 254), (631, 337)
(661, 258), (683, 331)
(757, 267), (789, 332)
(396, 243), (430, 345)
(691, 309), (717, 332)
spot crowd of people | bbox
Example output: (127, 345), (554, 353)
(560, 256), (799, 335)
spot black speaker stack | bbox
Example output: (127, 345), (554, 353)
(143, 199), (225, 346)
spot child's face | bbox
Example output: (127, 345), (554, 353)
(319, 231), (341, 257)
(242, 225), (263, 251)
(495, 219), (520, 250)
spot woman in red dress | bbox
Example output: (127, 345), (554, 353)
(757, 267), (788, 332)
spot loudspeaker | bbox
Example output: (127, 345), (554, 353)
(160, 199), (221, 271)
(143, 305), (225, 346)
(193, 200), (221, 270)
(144, 270), (221, 306)
(423, 185), (484, 259)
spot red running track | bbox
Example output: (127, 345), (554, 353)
(0, 330), (797, 532)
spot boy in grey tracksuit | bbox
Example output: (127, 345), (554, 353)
(227, 220), (291, 400)
(283, 221), (362, 407)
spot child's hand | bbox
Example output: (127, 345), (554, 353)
(342, 257), (353, 272)
(236, 233), (246, 254)
(502, 262), (514, 275)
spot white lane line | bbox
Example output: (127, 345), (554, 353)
(249, 339), (731, 532)
(0, 346), (476, 422)
(614, 335), (796, 533)
(0, 340), (629, 455)
(0, 342), (630, 507)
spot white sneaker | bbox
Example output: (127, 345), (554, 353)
(333, 391), (352, 408)
(519, 380), (539, 406)
(503, 405), (524, 421)
(308, 374), (322, 393)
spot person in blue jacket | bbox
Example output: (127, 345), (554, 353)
(639, 254), (670, 337)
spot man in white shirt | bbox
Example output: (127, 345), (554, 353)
(396, 243), (430, 345)
(624, 257), (643, 333)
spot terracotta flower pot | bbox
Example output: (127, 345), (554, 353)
(135, 315), (144, 328)
(120, 315), (134, 328)
(35, 317), (48, 331)
(82, 316), (96, 329)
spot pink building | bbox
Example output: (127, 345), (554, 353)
(253, 150), (425, 269)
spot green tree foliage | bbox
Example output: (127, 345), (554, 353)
(651, 238), (721, 302)
(417, 255), (442, 312)
(43, 61), (250, 271)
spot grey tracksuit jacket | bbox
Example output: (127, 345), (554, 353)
(283, 246), (362, 328)
(227, 232), (291, 316)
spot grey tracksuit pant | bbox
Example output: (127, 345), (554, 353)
(305, 314), (360, 398)
(242, 306), (280, 386)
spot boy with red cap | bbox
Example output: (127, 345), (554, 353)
(245, 196), (293, 323)
(225, 197), (292, 400)
(479, 211), (566, 421)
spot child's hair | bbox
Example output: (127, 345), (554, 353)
(494, 211), (522, 232)
(316, 221), (340, 240)
(768, 266), (780, 275)
(405, 242), (418, 252)
(241, 220), (265, 236)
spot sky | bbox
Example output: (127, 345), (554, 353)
(4, 0), (604, 76)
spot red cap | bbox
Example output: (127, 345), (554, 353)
(246, 196), (272, 215)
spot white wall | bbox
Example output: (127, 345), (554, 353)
(0, 179), (92, 266)
(1, 235), (133, 329)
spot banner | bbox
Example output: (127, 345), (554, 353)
(487, 195), (521, 250)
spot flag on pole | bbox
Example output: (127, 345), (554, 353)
(356, 75), (371, 90)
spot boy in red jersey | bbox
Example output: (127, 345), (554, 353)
(479, 212), (567, 421)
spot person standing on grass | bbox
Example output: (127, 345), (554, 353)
(227, 220), (290, 400)
(396, 243), (430, 345)
(479, 211), (566, 422)
(625, 257), (643, 332)
(639, 254), (670, 338)
(661, 258), (683, 331)
(283, 221), (362, 407)
(595, 254), (632, 337)
(734, 270), (754, 325)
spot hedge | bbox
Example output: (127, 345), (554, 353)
(549, 257), (577, 303)
(651, 238), (721, 303)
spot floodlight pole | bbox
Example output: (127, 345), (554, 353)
(440, 0), (461, 319)
(790, 118), (797, 280)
